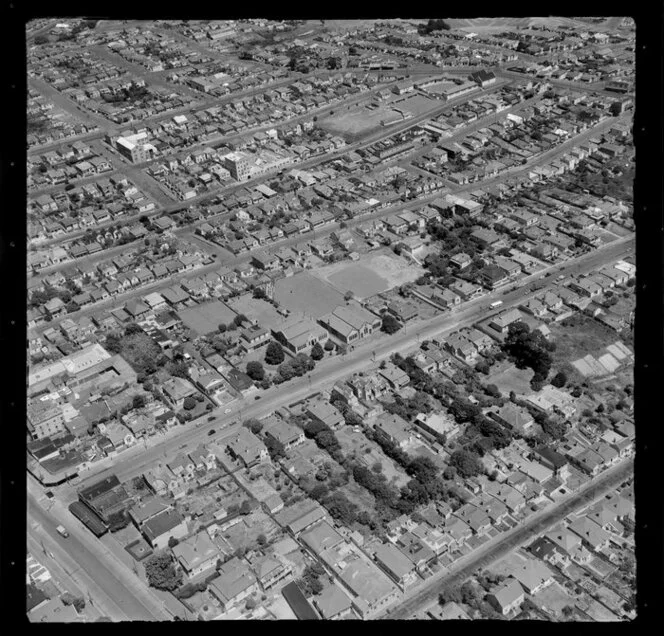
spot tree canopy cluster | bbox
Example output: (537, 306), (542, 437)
(501, 321), (555, 385)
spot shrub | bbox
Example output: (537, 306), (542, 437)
(183, 396), (197, 411)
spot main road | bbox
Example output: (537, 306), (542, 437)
(61, 233), (633, 495)
(378, 456), (634, 619)
(27, 482), (170, 621)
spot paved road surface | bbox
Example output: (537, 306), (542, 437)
(61, 234), (633, 494)
(379, 457), (634, 619)
(27, 487), (169, 621)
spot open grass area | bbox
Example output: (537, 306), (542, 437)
(532, 581), (576, 618)
(274, 272), (345, 318)
(227, 295), (284, 331)
(178, 300), (237, 336)
(312, 250), (424, 299)
(486, 365), (534, 397)
(318, 106), (401, 140)
(549, 314), (620, 365)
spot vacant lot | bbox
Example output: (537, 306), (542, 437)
(313, 250), (424, 299)
(486, 365), (534, 397)
(550, 314), (619, 365)
(118, 332), (161, 373)
(178, 300), (237, 336)
(274, 272), (345, 318)
(227, 295), (284, 331)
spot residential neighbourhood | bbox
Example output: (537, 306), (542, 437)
(26, 16), (636, 624)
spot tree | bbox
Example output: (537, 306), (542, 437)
(257, 533), (267, 547)
(218, 323), (227, 333)
(183, 396), (197, 411)
(311, 342), (324, 361)
(246, 361), (265, 381)
(324, 339), (335, 351)
(244, 418), (264, 435)
(239, 500), (252, 515)
(450, 449), (483, 478)
(551, 371), (567, 388)
(168, 536), (180, 548)
(34, 35), (49, 45)
(381, 314), (402, 335)
(265, 341), (285, 365)
(132, 394), (147, 409)
(562, 605), (575, 618)
(245, 597), (257, 610)
(145, 552), (182, 591)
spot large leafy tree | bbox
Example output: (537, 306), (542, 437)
(145, 552), (182, 591)
(265, 341), (285, 365)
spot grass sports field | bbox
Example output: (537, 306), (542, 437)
(312, 250), (424, 300)
(274, 272), (345, 318)
(177, 300), (237, 336)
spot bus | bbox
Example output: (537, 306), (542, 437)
(489, 301), (503, 309)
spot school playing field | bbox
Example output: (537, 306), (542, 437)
(177, 300), (237, 336)
(311, 251), (425, 300)
(273, 272), (345, 319)
(318, 106), (400, 138)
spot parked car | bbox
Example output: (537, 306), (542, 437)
(56, 525), (69, 538)
(207, 429), (216, 436)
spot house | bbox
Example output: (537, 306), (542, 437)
(378, 364), (410, 389)
(239, 325), (271, 352)
(374, 413), (413, 449)
(510, 557), (554, 595)
(140, 508), (189, 550)
(263, 418), (306, 451)
(488, 308), (524, 335)
(444, 332), (479, 364)
(227, 427), (269, 467)
(305, 398), (344, 430)
(528, 535), (571, 568)
(488, 577), (525, 615)
(568, 516), (611, 552)
(313, 584), (354, 620)
(373, 543), (418, 589)
(545, 525), (592, 564)
(208, 558), (259, 610)
(490, 404), (535, 434)
(162, 377), (198, 409)
(250, 555), (293, 591)
(172, 532), (220, 578)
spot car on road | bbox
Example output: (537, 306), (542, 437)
(224, 408), (232, 413)
(254, 395), (261, 400)
(207, 429), (216, 436)
(56, 525), (69, 538)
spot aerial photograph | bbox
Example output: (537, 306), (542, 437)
(25, 16), (636, 622)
